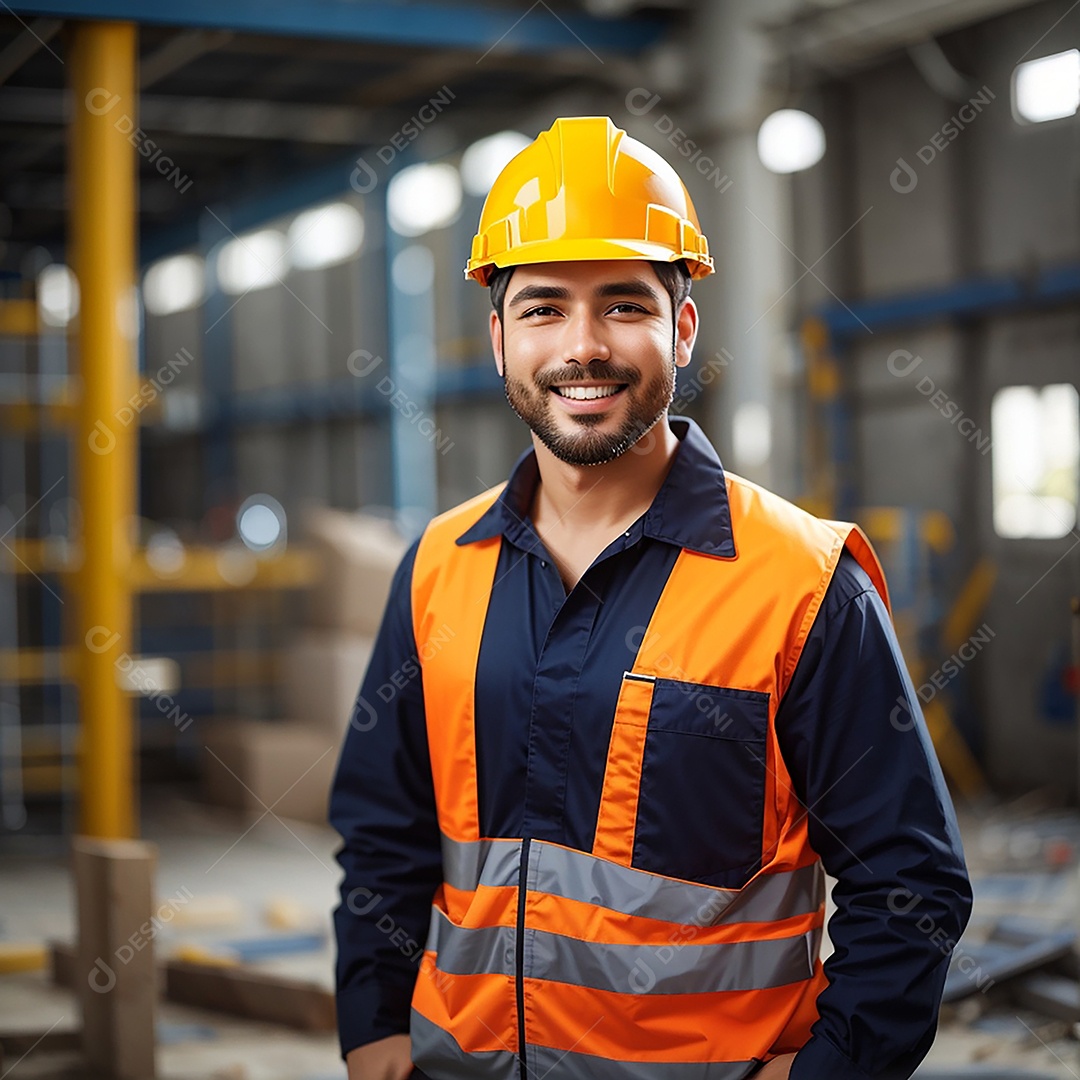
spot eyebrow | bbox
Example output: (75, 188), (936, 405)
(507, 284), (572, 308)
(507, 279), (662, 308)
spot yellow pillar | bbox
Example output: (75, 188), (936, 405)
(69, 21), (138, 838)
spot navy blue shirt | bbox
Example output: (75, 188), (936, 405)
(330, 416), (972, 1079)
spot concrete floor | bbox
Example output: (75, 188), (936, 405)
(1, 794), (1078, 1079)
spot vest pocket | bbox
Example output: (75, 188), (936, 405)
(631, 679), (768, 890)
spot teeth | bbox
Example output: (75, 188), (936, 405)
(555, 384), (622, 400)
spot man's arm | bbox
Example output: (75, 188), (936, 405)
(329, 538), (443, 1064)
(775, 551), (974, 1080)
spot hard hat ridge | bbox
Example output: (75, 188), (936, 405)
(464, 115), (714, 285)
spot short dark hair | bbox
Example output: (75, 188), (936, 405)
(489, 260), (692, 322)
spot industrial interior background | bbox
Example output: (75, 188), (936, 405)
(0, 0), (1078, 1077)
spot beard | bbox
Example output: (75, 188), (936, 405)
(503, 356), (675, 466)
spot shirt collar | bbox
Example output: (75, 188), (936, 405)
(455, 416), (735, 558)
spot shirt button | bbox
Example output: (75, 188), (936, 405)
(624, 530), (631, 537)
(540, 560), (547, 567)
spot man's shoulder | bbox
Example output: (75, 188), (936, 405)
(722, 473), (886, 606)
(422, 483), (507, 544)
(724, 471), (845, 554)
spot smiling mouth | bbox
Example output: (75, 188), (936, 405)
(551, 384), (628, 401)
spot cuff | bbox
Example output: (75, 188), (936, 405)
(790, 1035), (872, 1080)
(336, 983), (411, 1060)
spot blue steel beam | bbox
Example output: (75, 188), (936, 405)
(820, 261), (1080, 339)
(7, 0), (665, 53)
(199, 210), (237, 511)
(196, 364), (501, 429)
(141, 149), (372, 266)
(385, 230), (439, 522)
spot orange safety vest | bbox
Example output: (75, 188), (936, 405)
(408, 471), (889, 1080)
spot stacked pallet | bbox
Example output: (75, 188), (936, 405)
(201, 509), (406, 825)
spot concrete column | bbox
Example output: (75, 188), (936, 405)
(691, 0), (793, 494)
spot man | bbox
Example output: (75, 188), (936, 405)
(331, 116), (972, 1080)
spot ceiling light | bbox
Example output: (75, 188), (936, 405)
(757, 109), (826, 174)
(38, 264), (78, 326)
(387, 163), (462, 237)
(288, 202), (364, 270)
(216, 229), (286, 294)
(143, 254), (204, 315)
(1014, 49), (1080, 124)
(461, 131), (532, 197)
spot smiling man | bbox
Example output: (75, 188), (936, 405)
(492, 257), (700, 592)
(331, 117), (972, 1080)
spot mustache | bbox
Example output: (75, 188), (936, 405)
(534, 363), (640, 389)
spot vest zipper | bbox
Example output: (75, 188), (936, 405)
(516, 836), (531, 1080)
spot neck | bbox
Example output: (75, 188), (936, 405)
(530, 416), (682, 534)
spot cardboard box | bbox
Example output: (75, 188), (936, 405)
(202, 720), (340, 825)
(282, 631), (375, 734)
(304, 508), (407, 636)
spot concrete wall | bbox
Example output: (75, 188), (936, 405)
(810, 0), (1080, 796)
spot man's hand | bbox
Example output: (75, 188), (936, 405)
(345, 1034), (415, 1080)
(756, 1052), (797, 1078)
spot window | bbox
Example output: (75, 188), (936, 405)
(991, 384), (1079, 538)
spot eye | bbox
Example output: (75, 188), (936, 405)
(608, 302), (647, 315)
(521, 305), (561, 318)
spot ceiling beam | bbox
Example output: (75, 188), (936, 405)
(0, 87), (379, 143)
(139, 27), (233, 86)
(768, 0), (1047, 72)
(0, 17), (62, 85)
(4, 0), (665, 55)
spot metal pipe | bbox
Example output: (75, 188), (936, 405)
(69, 20), (138, 838)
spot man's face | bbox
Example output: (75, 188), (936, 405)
(490, 261), (697, 467)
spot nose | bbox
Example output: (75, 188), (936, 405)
(562, 310), (611, 365)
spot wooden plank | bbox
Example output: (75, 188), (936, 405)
(0, 942), (48, 973)
(943, 929), (1077, 1002)
(913, 1070), (1060, 1078)
(165, 961), (335, 1032)
(1013, 972), (1080, 1023)
(73, 837), (158, 1079)
(50, 939), (75, 987)
(0, 298), (38, 336)
(54, 939), (335, 1033)
(989, 917), (1080, 978)
(0, 1028), (82, 1056)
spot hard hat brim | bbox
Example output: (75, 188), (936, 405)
(465, 237), (714, 285)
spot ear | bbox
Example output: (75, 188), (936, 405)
(674, 295), (699, 369)
(489, 309), (505, 377)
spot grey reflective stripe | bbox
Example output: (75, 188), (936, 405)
(440, 836), (520, 892)
(424, 912), (813, 994)
(528, 1044), (762, 1080)
(413, 1008), (764, 1080)
(438, 834), (822, 925)
(425, 907), (515, 977)
(530, 927), (815, 994)
(478, 839), (522, 890)
(532, 839), (823, 925)
(409, 1009), (518, 1080)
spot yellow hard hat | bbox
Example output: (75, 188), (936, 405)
(464, 116), (714, 285)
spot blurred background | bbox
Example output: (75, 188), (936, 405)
(0, 0), (1078, 1077)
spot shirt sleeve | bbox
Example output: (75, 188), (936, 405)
(777, 550), (974, 1080)
(329, 536), (443, 1059)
